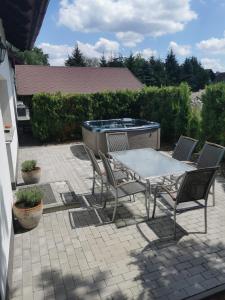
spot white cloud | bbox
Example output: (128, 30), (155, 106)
(169, 41), (191, 56)
(201, 58), (225, 72)
(197, 32), (225, 54)
(116, 32), (144, 47)
(39, 42), (73, 65)
(39, 38), (120, 66)
(135, 48), (158, 59)
(78, 38), (120, 58)
(58, 0), (197, 39)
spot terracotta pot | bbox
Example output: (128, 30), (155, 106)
(21, 167), (41, 184)
(13, 201), (43, 229)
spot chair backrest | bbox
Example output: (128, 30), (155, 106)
(176, 167), (218, 205)
(197, 142), (225, 169)
(172, 136), (198, 161)
(106, 132), (129, 152)
(84, 145), (102, 176)
(99, 151), (116, 187)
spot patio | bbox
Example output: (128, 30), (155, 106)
(11, 143), (225, 300)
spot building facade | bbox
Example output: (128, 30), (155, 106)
(0, 2), (49, 298)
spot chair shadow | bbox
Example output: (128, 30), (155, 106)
(68, 191), (147, 229)
(70, 144), (89, 160)
(136, 215), (188, 251)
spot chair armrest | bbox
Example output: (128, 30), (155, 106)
(155, 185), (178, 201)
(116, 180), (137, 188)
(161, 186), (177, 201)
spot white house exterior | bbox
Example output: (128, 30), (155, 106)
(0, 2), (49, 298)
(0, 19), (19, 300)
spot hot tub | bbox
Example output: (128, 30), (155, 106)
(82, 118), (160, 155)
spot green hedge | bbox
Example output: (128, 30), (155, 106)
(31, 83), (192, 143)
(201, 83), (225, 145)
(138, 83), (191, 142)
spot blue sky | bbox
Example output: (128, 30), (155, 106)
(36, 0), (225, 71)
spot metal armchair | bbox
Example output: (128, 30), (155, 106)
(195, 142), (225, 206)
(172, 136), (198, 161)
(84, 145), (127, 207)
(99, 151), (149, 222)
(152, 167), (218, 239)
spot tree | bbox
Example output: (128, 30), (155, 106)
(149, 57), (166, 87)
(99, 54), (107, 67)
(65, 45), (86, 67)
(180, 57), (210, 91)
(85, 57), (99, 67)
(107, 55), (124, 67)
(124, 53), (136, 74)
(165, 50), (180, 85)
(17, 47), (49, 65)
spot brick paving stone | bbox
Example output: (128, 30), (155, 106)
(10, 144), (225, 300)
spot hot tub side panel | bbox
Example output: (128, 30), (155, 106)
(83, 126), (160, 154)
(82, 127), (108, 155)
(127, 128), (160, 150)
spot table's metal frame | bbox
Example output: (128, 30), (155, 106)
(109, 148), (194, 219)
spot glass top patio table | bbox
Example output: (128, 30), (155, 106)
(109, 148), (194, 179)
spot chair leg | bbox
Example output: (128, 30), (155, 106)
(102, 184), (108, 208)
(204, 203), (207, 234)
(92, 172), (96, 195)
(144, 190), (149, 220)
(212, 180), (215, 206)
(152, 193), (157, 218)
(100, 179), (104, 203)
(112, 196), (118, 222)
(174, 209), (177, 240)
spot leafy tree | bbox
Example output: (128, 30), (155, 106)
(65, 45), (86, 67)
(165, 50), (180, 85)
(17, 47), (49, 65)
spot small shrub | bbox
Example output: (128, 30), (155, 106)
(21, 160), (37, 172)
(16, 188), (43, 208)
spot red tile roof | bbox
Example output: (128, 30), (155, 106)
(15, 65), (143, 95)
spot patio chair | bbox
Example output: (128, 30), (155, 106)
(152, 167), (218, 239)
(99, 151), (148, 222)
(172, 136), (198, 161)
(196, 142), (225, 168)
(161, 136), (198, 186)
(106, 132), (129, 152)
(106, 131), (133, 175)
(195, 142), (225, 206)
(84, 145), (128, 207)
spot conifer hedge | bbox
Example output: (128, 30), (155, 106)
(31, 83), (192, 143)
(201, 83), (225, 145)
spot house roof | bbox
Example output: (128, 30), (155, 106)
(214, 72), (225, 82)
(15, 65), (143, 95)
(0, 0), (49, 50)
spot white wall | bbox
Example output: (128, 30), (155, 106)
(0, 21), (18, 185)
(0, 19), (18, 299)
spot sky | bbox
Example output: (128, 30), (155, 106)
(36, 0), (225, 72)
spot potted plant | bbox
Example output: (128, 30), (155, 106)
(21, 160), (41, 184)
(13, 188), (43, 229)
